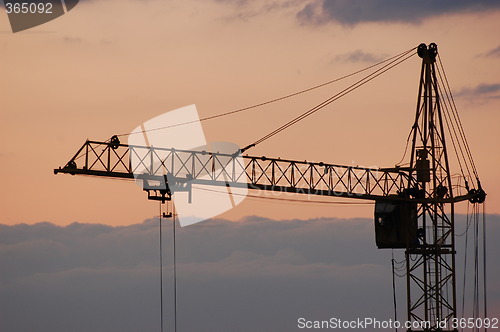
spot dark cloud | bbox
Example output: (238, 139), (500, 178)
(297, 0), (500, 25)
(457, 83), (500, 99)
(477, 45), (500, 58)
(214, 0), (249, 5)
(334, 50), (386, 63)
(212, 0), (303, 22)
(1, 215), (499, 331)
(484, 45), (500, 57)
(63, 36), (83, 43)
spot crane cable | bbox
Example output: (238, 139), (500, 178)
(436, 56), (477, 185)
(483, 203), (487, 332)
(111, 47), (417, 140)
(460, 202), (488, 331)
(241, 47), (417, 152)
(461, 202), (471, 320)
(391, 250), (398, 332)
(173, 206), (178, 332)
(437, 55), (479, 179)
(159, 202), (178, 332)
(473, 203), (479, 328)
(159, 203), (164, 332)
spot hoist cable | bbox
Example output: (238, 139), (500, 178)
(159, 203), (164, 332)
(483, 203), (488, 331)
(111, 48), (416, 139)
(437, 55), (479, 178)
(395, 128), (413, 167)
(247, 49), (417, 149)
(392, 257), (406, 266)
(472, 203), (480, 325)
(461, 202), (489, 329)
(456, 211), (473, 237)
(435, 64), (474, 183)
(173, 207), (178, 332)
(393, 264), (407, 273)
(443, 66), (479, 180)
(438, 81), (473, 182)
(391, 251), (398, 332)
(159, 203), (177, 332)
(461, 203), (469, 320)
(250, 50), (415, 148)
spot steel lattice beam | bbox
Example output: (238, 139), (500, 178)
(54, 140), (473, 204)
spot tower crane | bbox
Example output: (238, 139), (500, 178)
(54, 43), (486, 331)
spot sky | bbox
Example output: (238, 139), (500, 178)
(1, 0), (499, 331)
(1, 215), (498, 332)
(1, 0), (500, 225)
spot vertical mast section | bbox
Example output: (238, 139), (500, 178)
(406, 43), (457, 331)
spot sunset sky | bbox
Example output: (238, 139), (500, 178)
(1, 1), (499, 331)
(1, 0), (499, 225)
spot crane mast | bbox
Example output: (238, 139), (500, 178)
(54, 43), (485, 331)
(406, 43), (458, 330)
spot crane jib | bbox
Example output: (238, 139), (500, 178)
(54, 139), (476, 206)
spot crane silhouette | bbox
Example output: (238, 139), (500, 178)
(55, 43), (486, 331)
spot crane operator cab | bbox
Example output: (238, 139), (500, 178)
(374, 200), (418, 249)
